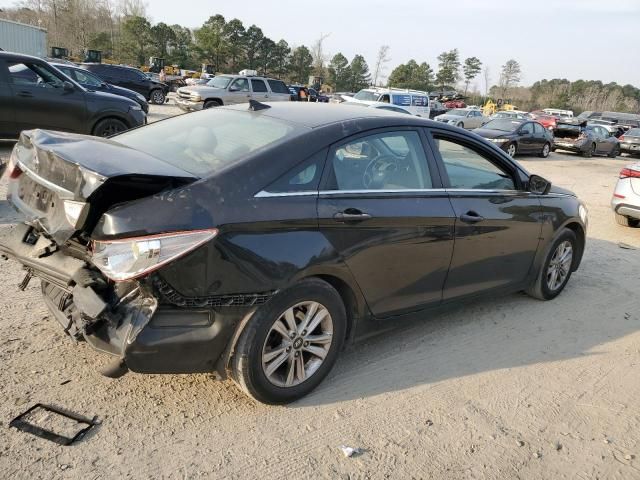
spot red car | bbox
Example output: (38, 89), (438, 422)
(528, 111), (557, 131)
(443, 99), (466, 109)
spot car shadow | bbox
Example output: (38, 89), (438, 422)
(294, 236), (640, 407)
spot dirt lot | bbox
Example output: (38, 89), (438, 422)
(1, 105), (639, 479)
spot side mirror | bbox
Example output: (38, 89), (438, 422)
(229, 85), (240, 92)
(63, 80), (74, 92)
(528, 174), (551, 195)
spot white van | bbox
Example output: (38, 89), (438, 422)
(542, 108), (574, 118)
(349, 87), (431, 117)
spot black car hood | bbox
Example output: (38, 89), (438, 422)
(474, 128), (514, 139)
(548, 184), (576, 197)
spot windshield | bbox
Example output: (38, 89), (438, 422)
(482, 119), (521, 132)
(114, 109), (301, 177)
(627, 128), (640, 136)
(447, 109), (468, 116)
(206, 76), (233, 89)
(353, 90), (380, 101)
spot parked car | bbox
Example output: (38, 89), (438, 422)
(588, 120), (625, 138)
(0, 51), (145, 138)
(619, 128), (640, 156)
(0, 102), (587, 404)
(527, 111), (557, 131)
(489, 111), (528, 121)
(473, 119), (553, 158)
(82, 63), (170, 105)
(435, 108), (488, 129)
(429, 100), (447, 119)
(308, 88), (330, 103)
(443, 99), (466, 109)
(542, 108), (574, 119)
(349, 87), (431, 117)
(611, 162), (640, 227)
(553, 121), (620, 157)
(175, 74), (291, 111)
(342, 101), (414, 115)
(51, 62), (149, 113)
(288, 84), (310, 101)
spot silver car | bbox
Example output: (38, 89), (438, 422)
(175, 74), (291, 111)
(612, 162), (640, 227)
(619, 128), (640, 157)
(435, 108), (488, 129)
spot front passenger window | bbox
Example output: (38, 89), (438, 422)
(435, 138), (515, 190)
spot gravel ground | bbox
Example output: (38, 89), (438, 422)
(1, 108), (639, 479)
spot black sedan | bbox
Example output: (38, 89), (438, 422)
(51, 62), (149, 113)
(0, 102), (588, 404)
(473, 119), (554, 158)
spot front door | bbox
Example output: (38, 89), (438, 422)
(226, 78), (252, 105)
(317, 128), (456, 317)
(427, 130), (543, 300)
(0, 60), (17, 137)
(5, 60), (87, 133)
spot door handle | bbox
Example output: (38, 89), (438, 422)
(333, 209), (372, 222)
(17, 91), (33, 98)
(460, 211), (485, 223)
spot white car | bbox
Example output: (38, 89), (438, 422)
(342, 101), (416, 116)
(435, 108), (488, 129)
(348, 87), (430, 117)
(611, 162), (640, 227)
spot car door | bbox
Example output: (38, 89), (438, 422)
(267, 79), (292, 102)
(594, 126), (613, 154)
(124, 69), (148, 96)
(250, 78), (269, 102)
(0, 60), (18, 137)
(470, 110), (483, 128)
(517, 121), (536, 153)
(6, 60), (87, 133)
(426, 129), (543, 300)
(317, 128), (456, 317)
(226, 78), (252, 104)
(532, 122), (547, 152)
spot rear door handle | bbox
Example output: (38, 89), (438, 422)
(460, 211), (485, 223)
(333, 210), (372, 223)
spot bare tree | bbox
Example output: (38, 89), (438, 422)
(372, 45), (390, 86)
(483, 66), (490, 97)
(499, 59), (521, 100)
(310, 32), (331, 77)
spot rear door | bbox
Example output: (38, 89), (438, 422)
(517, 121), (536, 153)
(0, 60), (17, 137)
(267, 79), (292, 102)
(594, 126), (613, 154)
(250, 79), (269, 102)
(317, 128), (456, 317)
(6, 60), (87, 133)
(532, 122), (547, 152)
(426, 129), (543, 300)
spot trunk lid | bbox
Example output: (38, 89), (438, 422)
(6, 129), (198, 243)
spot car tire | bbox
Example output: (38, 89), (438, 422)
(539, 142), (551, 158)
(526, 228), (577, 301)
(203, 100), (222, 109)
(608, 145), (620, 158)
(582, 143), (595, 158)
(92, 118), (128, 137)
(456, 121), (464, 128)
(231, 278), (347, 404)
(150, 89), (166, 104)
(506, 142), (517, 157)
(615, 212), (640, 227)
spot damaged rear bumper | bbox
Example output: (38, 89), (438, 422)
(0, 223), (257, 376)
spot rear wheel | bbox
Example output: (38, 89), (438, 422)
(608, 145), (620, 158)
(582, 143), (595, 158)
(203, 99), (222, 109)
(92, 118), (127, 137)
(231, 278), (347, 404)
(526, 228), (577, 300)
(615, 212), (640, 227)
(506, 142), (517, 157)
(539, 142), (551, 158)
(150, 89), (166, 105)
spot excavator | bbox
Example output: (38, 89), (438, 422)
(482, 98), (518, 117)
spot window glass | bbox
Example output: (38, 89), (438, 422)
(520, 123), (533, 134)
(533, 122), (544, 134)
(265, 151), (324, 193)
(230, 78), (249, 92)
(377, 106), (410, 115)
(329, 131), (431, 191)
(435, 137), (515, 190)
(72, 69), (102, 87)
(267, 80), (290, 94)
(8, 62), (63, 87)
(251, 79), (268, 92)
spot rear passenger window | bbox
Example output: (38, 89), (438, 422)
(251, 79), (268, 92)
(267, 80), (289, 94)
(327, 131), (432, 191)
(434, 137), (515, 190)
(533, 123), (544, 134)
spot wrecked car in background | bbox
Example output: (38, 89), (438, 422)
(0, 102), (587, 404)
(553, 120), (620, 157)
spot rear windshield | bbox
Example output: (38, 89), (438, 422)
(114, 109), (300, 176)
(448, 109), (468, 116)
(483, 119), (521, 132)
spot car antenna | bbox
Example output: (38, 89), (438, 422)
(249, 99), (271, 111)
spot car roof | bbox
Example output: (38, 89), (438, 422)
(0, 51), (45, 62)
(222, 102), (430, 129)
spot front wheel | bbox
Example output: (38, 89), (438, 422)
(231, 278), (347, 404)
(203, 99), (222, 109)
(150, 89), (166, 104)
(539, 142), (551, 158)
(526, 228), (577, 300)
(506, 142), (517, 157)
(92, 118), (127, 137)
(456, 121), (464, 129)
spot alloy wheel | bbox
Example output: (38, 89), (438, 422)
(261, 301), (333, 388)
(101, 123), (123, 137)
(507, 143), (517, 157)
(152, 90), (165, 104)
(546, 240), (573, 291)
(542, 143), (550, 157)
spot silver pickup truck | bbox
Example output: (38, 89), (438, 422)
(175, 74), (291, 111)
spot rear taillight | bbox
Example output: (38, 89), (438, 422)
(620, 168), (640, 179)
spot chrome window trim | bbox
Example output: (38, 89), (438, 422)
(319, 188), (447, 195)
(254, 190), (318, 198)
(254, 188), (541, 197)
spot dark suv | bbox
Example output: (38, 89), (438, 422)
(0, 52), (146, 138)
(82, 63), (170, 104)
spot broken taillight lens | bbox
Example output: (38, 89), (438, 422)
(91, 229), (218, 282)
(620, 168), (640, 179)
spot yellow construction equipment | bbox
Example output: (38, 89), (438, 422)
(482, 98), (518, 116)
